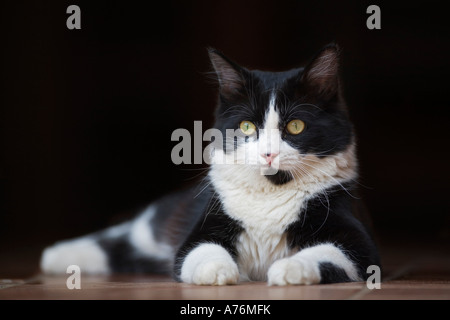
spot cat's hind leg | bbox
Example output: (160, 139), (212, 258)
(40, 205), (174, 275)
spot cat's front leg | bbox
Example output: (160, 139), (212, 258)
(180, 243), (239, 285)
(267, 243), (361, 285)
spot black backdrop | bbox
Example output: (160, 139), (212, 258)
(1, 1), (449, 273)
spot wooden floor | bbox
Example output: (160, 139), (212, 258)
(1, 275), (449, 300)
(0, 238), (449, 300)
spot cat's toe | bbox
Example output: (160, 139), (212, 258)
(192, 259), (239, 285)
(267, 257), (320, 285)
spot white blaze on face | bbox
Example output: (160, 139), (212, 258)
(258, 93), (282, 173)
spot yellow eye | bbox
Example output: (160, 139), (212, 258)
(239, 121), (256, 135)
(287, 119), (305, 135)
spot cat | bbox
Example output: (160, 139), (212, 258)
(40, 44), (380, 285)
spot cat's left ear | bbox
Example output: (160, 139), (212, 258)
(300, 44), (340, 99)
(208, 48), (246, 98)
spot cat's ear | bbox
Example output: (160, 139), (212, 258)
(208, 48), (246, 97)
(301, 44), (340, 99)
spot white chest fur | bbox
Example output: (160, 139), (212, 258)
(209, 165), (310, 280)
(233, 187), (305, 280)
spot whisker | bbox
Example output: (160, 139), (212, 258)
(288, 164), (333, 233)
(182, 168), (210, 181)
(201, 189), (220, 229)
(296, 153), (364, 188)
(194, 180), (213, 199)
(299, 161), (359, 199)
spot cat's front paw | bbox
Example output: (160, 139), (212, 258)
(180, 243), (240, 285)
(191, 259), (239, 285)
(267, 257), (321, 285)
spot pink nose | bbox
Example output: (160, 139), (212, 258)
(262, 152), (279, 165)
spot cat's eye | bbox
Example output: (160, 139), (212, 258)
(240, 121), (256, 135)
(286, 119), (305, 135)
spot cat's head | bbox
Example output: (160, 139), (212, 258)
(208, 44), (357, 188)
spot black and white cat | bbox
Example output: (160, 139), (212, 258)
(41, 44), (380, 285)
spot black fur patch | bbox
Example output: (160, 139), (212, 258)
(97, 235), (171, 274)
(264, 170), (293, 185)
(173, 193), (243, 281)
(319, 262), (351, 284)
(285, 183), (381, 280)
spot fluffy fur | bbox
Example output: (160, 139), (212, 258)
(41, 44), (380, 285)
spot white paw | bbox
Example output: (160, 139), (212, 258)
(40, 238), (110, 274)
(191, 259), (239, 285)
(267, 257), (321, 285)
(180, 243), (240, 285)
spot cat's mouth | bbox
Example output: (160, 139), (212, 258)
(258, 158), (294, 179)
(262, 169), (293, 185)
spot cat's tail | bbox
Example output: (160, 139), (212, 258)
(40, 204), (175, 275)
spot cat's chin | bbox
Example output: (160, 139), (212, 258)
(262, 170), (293, 185)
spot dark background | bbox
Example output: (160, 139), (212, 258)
(1, 1), (449, 276)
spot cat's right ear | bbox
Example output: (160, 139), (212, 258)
(208, 48), (246, 97)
